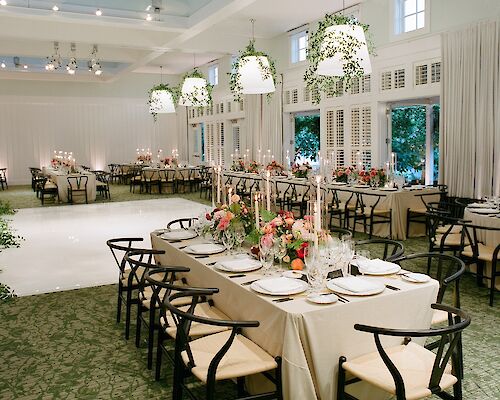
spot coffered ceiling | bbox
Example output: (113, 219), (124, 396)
(0, 0), (361, 82)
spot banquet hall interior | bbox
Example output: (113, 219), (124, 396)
(0, 0), (499, 399)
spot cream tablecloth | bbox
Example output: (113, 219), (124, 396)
(44, 168), (96, 203)
(151, 234), (439, 400)
(463, 209), (500, 289)
(328, 185), (440, 240)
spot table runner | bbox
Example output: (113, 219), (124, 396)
(151, 233), (439, 400)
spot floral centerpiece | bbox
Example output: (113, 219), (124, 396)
(137, 154), (151, 163)
(265, 161), (286, 176)
(230, 160), (245, 172)
(246, 161), (261, 174)
(360, 167), (387, 187)
(202, 195), (253, 242)
(161, 157), (178, 167)
(291, 162), (312, 178)
(333, 166), (356, 183)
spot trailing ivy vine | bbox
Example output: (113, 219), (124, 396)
(228, 40), (277, 101)
(178, 69), (213, 109)
(148, 83), (180, 122)
(304, 13), (375, 104)
(0, 201), (22, 301)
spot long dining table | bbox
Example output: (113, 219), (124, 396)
(43, 167), (97, 203)
(151, 232), (439, 400)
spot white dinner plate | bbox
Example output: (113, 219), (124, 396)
(184, 243), (226, 255)
(214, 258), (262, 272)
(326, 278), (385, 296)
(282, 270), (306, 279)
(354, 184), (369, 189)
(161, 230), (198, 241)
(401, 273), (431, 283)
(331, 181), (347, 185)
(307, 293), (338, 304)
(250, 278), (309, 296)
(468, 207), (499, 214)
(378, 187), (398, 192)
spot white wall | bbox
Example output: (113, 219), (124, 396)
(0, 73), (181, 185)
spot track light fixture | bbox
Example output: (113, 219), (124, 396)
(66, 43), (77, 75)
(45, 42), (62, 71)
(87, 44), (102, 76)
(95, 8), (102, 16)
(52, 4), (59, 11)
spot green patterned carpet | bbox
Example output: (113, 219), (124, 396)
(0, 187), (498, 399)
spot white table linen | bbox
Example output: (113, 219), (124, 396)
(43, 167), (96, 203)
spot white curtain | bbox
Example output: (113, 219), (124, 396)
(175, 106), (188, 162)
(262, 83), (284, 163)
(244, 95), (262, 161)
(440, 19), (500, 198)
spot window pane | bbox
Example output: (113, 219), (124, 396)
(298, 35), (307, 49)
(417, 11), (425, 29)
(417, 0), (425, 12)
(404, 14), (416, 32)
(299, 48), (306, 61)
(404, 0), (416, 16)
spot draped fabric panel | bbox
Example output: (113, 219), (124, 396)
(0, 96), (176, 185)
(262, 84), (284, 163)
(244, 94), (262, 161)
(440, 19), (500, 198)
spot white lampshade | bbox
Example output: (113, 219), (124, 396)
(317, 25), (371, 76)
(150, 90), (176, 114)
(238, 56), (275, 94)
(179, 77), (210, 107)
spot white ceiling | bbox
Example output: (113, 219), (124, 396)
(0, 0), (361, 82)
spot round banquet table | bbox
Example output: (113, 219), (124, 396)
(463, 208), (500, 289)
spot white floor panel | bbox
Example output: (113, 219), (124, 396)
(0, 198), (208, 296)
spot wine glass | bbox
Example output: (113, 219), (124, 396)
(234, 227), (246, 255)
(259, 236), (274, 276)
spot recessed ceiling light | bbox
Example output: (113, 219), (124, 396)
(23, 64), (28, 69)
(95, 8), (102, 16)
(146, 14), (152, 21)
(145, 5), (151, 11)
(1, 62), (6, 68)
(52, 5), (59, 11)
(0, 1), (7, 6)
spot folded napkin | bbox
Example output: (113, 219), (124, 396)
(187, 244), (222, 254)
(469, 207), (498, 214)
(257, 277), (303, 293)
(356, 258), (398, 274)
(332, 277), (378, 293)
(219, 258), (260, 272)
(468, 202), (491, 208)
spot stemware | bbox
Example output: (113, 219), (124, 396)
(259, 235), (275, 276)
(222, 230), (235, 254)
(304, 243), (323, 293)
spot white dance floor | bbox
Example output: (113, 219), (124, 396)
(0, 199), (208, 296)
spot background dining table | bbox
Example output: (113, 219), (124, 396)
(43, 167), (96, 203)
(151, 232), (439, 400)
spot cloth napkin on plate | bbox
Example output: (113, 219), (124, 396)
(257, 277), (303, 293)
(468, 202), (492, 208)
(218, 258), (259, 272)
(187, 244), (222, 253)
(355, 258), (398, 274)
(332, 277), (378, 293)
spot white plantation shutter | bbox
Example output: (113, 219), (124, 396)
(326, 107), (345, 167)
(351, 105), (372, 167)
(232, 125), (240, 152)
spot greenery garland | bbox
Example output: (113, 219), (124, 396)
(229, 40), (277, 101)
(304, 13), (375, 104)
(0, 201), (22, 301)
(148, 83), (179, 122)
(178, 69), (213, 109)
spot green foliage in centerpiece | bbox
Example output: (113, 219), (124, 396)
(304, 13), (375, 104)
(291, 162), (312, 178)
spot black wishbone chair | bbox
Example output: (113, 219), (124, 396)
(351, 192), (392, 238)
(106, 237), (145, 339)
(460, 223), (500, 306)
(167, 217), (199, 230)
(337, 304), (470, 400)
(124, 249), (181, 370)
(67, 175), (88, 204)
(426, 212), (467, 255)
(354, 239), (404, 262)
(393, 253), (465, 328)
(145, 268), (231, 381)
(166, 290), (283, 400)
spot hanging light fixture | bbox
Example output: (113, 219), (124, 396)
(66, 43), (78, 75)
(316, 1), (371, 77)
(87, 44), (102, 76)
(237, 19), (275, 94)
(45, 41), (61, 71)
(149, 66), (176, 114)
(178, 54), (210, 107)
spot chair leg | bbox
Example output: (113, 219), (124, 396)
(135, 305), (142, 348)
(116, 287), (122, 323)
(147, 307), (156, 369)
(237, 377), (245, 397)
(337, 356), (347, 400)
(155, 329), (164, 381)
(172, 347), (184, 400)
(125, 290), (132, 340)
(276, 356), (283, 400)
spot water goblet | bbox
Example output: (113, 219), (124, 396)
(222, 230), (235, 254)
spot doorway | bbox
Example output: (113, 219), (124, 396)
(390, 101), (439, 184)
(293, 112), (320, 165)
